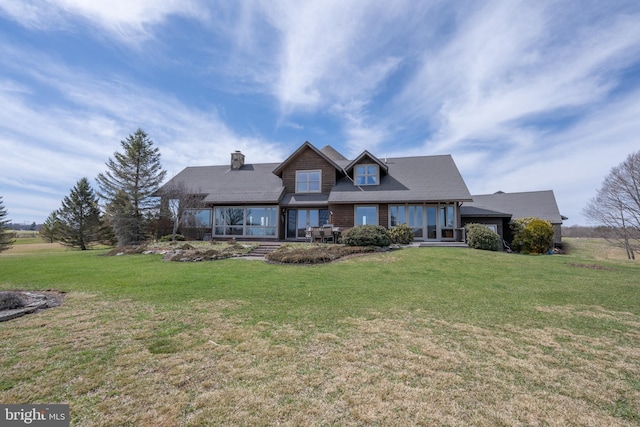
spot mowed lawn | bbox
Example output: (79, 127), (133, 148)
(1, 239), (639, 426)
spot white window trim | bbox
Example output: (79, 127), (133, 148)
(295, 170), (322, 193)
(355, 164), (379, 186)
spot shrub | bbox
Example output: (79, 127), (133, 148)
(389, 224), (415, 244)
(511, 217), (554, 254)
(160, 234), (186, 242)
(265, 244), (375, 264)
(340, 225), (391, 247)
(465, 223), (501, 251)
(0, 291), (25, 310)
(509, 217), (535, 253)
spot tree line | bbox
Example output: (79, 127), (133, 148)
(0, 128), (169, 251)
(36, 128), (169, 250)
(0, 127), (205, 252)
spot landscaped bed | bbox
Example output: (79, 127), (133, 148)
(104, 241), (258, 261)
(265, 243), (382, 264)
(104, 240), (391, 264)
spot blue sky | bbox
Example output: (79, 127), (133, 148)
(1, 1), (640, 226)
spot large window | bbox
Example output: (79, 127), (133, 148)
(355, 205), (378, 226)
(245, 207), (277, 236)
(214, 206), (277, 237)
(390, 205), (423, 237)
(296, 170), (321, 193)
(387, 203), (461, 240)
(355, 164), (378, 185)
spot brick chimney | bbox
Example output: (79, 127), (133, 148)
(231, 150), (245, 170)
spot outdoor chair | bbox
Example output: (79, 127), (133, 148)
(311, 227), (323, 243)
(322, 225), (335, 243)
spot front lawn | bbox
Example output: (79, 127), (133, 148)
(0, 239), (638, 425)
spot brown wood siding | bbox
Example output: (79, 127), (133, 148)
(280, 147), (337, 194)
(329, 204), (388, 229)
(379, 204), (389, 228)
(329, 204), (353, 229)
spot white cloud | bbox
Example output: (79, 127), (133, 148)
(254, 1), (407, 114)
(0, 1), (65, 30)
(397, 2), (640, 153)
(0, 44), (288, 222)
(458, 86), (640, 225)
(0, 0), (206, 43)
(2, 0), (640, 228)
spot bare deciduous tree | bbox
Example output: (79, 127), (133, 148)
(584, 151), (640, 259)
(159, 182), (205, 241)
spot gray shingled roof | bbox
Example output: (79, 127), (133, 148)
(161, 163), (284, 204)
(159, 147), (472, 205)
(460, 206), (511, 218)
(344, 150), (389, 174)
(320, 145), (348, 161)
(329, 155), (472, 203)
(462, 191), (564, 224)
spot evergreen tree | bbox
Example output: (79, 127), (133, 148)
(96, 128), (166, 245)
(56, 178), (102, 250)
(105, 189), (139, 246)
(40, 211), (62, 243)
(0, 196), (15, 252)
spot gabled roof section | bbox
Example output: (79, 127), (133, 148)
(329, 155), (472, 203)
(272, 141), (344, 175)
(464, 190), (565, 224)
(345, 150), (389, 174)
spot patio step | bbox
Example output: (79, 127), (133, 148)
(246, 243), (282, 257)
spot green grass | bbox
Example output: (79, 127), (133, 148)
(1, 244), (637, 331)
(1, 238), (639, 426)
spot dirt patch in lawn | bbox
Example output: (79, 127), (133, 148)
(0, 290), (65, 322)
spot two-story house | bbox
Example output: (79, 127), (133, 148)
(160, 141), (476, 242)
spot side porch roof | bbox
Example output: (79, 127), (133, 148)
(463, 190), (565, 224)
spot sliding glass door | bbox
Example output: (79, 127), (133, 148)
(286, 209), (330, 239)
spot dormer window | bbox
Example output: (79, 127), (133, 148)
(296, 170), (321, 193)
(355, 164), (378, 185)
